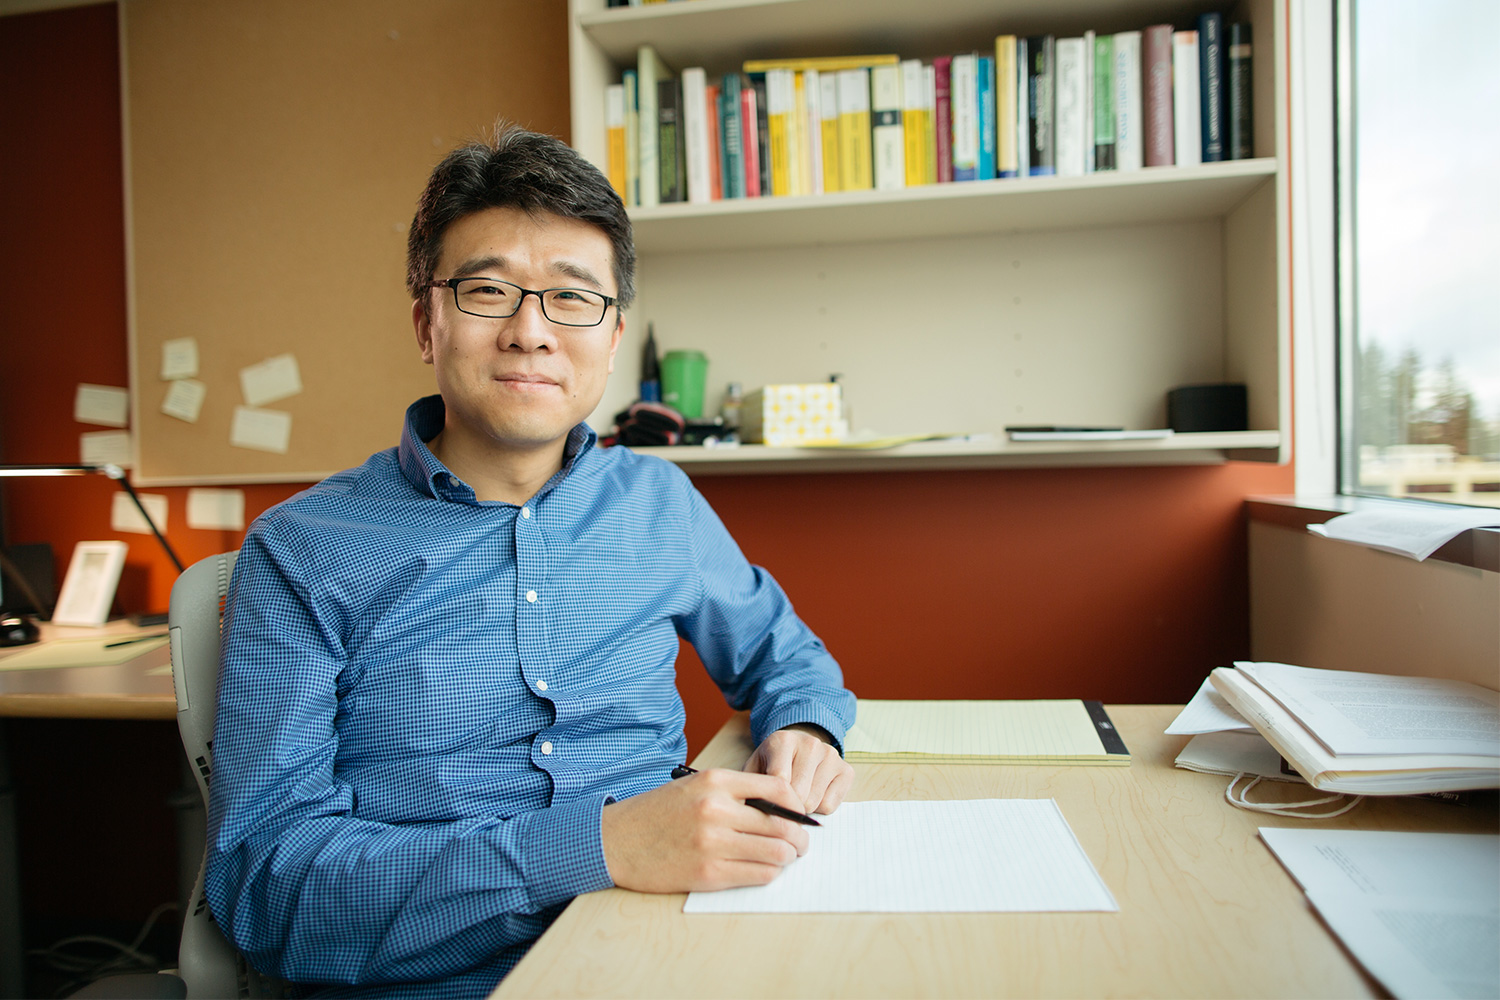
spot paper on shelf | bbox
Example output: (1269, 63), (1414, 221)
(1308, 505), (1500, 561)
(684, 798), (1117, 913)
(1007, 428), (1173, 441)
(1259, 828), (1499, 1000)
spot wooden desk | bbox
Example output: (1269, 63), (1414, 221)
(0, 621), (177, 994)
(494, 705), (1498, 999)
(0, 620), (175, 720)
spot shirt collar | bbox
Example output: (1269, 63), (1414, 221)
(396, 395), (598, 504)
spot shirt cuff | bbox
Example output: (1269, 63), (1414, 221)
(755, 700), (853, 756)
(512, 792), (615, 912)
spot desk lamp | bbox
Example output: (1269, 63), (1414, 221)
(0, 463), (184, 645)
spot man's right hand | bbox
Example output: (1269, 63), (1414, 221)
(600, 768), (812, 893)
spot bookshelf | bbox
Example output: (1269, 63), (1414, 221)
(570, 0), (1287, 473)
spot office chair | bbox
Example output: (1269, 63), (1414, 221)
(74, 551), (285, 999)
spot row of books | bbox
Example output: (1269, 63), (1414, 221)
(604, 13), (1253, 208)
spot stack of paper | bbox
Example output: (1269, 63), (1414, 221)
(1210, 662), (1500, 794)
(845, 699), (1130, 765)
(1261, 828), (1499, 999)
(1166, 677), (1301, 782)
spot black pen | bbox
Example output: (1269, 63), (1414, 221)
(104, 633), (168, 648)
(670, 764), (821, 827)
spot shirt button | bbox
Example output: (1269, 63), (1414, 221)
(521, 507), (532, 519)
(536, 680), (548, 692)
(540, 741), (553, 755)
(526, 590), (538, 603)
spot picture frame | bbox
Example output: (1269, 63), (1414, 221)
(51, 540), (129, 626)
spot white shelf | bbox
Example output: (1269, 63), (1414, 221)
(632, 431), (1283, 475)
(573, 0), (1289, 472)
(579, 0), (1231, 73)
(630, 159), (1276, 252)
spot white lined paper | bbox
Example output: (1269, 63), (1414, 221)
(684, 798), (1117, 913)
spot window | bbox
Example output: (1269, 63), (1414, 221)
(1338, 0), (1500, 508)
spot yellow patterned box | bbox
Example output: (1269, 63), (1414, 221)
(740, 383), (845, 445)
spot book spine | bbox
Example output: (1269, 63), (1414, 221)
(1053, 37), (1085, 177)
(636, 45), (670, 208)
(766, 68), (793, 196)
(1227, 22), (1253, 159)
(1198, 12), (1225, 162)
(924, 64), (937, 183)
(1143, 24), (1175, 167)
(706, 82), (723, 201)
(1082, 30), (1095, 173)
(837, 67), (872, 190)
(933, 55), (953, 182)
(721, 73), (743, 198)
(740, 79), (763, 197)
(622, 70), (640, 206)
(605, 83), (627, 200)
(1015, 38), (1029, 176)
(1026, 36), (1054, 176)
(749, 72), (772, 197)
(976, 55), (996, 180)
(951, 53), (977, 181)
(804, 68), (824, 194)
(1113, 31), (1142, 171)
(901, 58), (927, 186)
(819, 71), (841, 192)
(789, 69), (808, 196)
(657, 78), (684, 202)
(1092, 34), (1114, 170)
(1172, 31), (1202, 166)
(681, 68), (711, 204)
(871, 64), (905, 191)
(995, 36), (1018, 177)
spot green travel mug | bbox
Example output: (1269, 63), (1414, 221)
(660, 350), (708, 419)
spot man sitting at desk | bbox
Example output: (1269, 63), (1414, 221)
(206, 125), (857, 998)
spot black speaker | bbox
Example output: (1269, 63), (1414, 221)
(1167, 384), (1248, 433)
(0, 542), (55, 615)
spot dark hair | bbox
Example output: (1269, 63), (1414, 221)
(406, 123), (636, 310)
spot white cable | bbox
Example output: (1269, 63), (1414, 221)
(1225, 772), (1364, 818)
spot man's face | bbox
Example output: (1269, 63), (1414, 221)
(413, 206), (623, 460)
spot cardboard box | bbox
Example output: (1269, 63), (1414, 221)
(740, 383), (846, 445)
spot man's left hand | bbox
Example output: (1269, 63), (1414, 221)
(743, 724), (854, 816)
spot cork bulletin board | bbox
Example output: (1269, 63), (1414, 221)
(121, 0), (570, 483)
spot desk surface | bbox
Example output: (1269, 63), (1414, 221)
(494, 705), (1498, 999)
(0, 620), (175, 720)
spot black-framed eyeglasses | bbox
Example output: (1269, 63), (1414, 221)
(428, 277), (617, 327)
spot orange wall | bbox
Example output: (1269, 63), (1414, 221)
(1, 3), (1296, 758)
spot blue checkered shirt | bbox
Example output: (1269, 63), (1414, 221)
(206, 395), (855, 998)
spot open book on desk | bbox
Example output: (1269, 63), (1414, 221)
(844, 699), (1130, 765)
(1209, 662), (1500, 794)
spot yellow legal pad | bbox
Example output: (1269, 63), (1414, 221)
(845, 699), (1131, 765)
